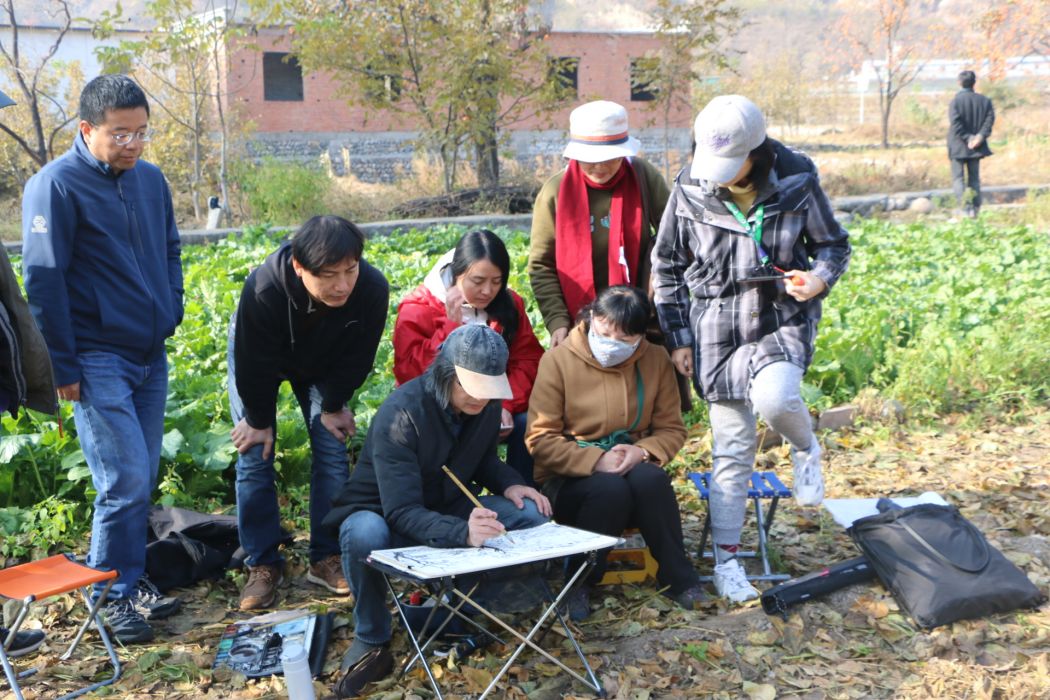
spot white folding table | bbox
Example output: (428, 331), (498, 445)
(367, 523), (621, 699)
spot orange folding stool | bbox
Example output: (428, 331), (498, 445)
(0, 554), (122, 700)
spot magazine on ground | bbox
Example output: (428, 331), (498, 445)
(367, 522), (622, 580)
(213, 609), (332, 678)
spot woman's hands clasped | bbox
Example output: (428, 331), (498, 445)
(593, 444), (646, 476)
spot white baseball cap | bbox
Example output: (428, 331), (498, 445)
(562, 100), (641, 163)
(690, 95), (767, 184)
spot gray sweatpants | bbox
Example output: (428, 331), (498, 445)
(707, 361), (816, 550)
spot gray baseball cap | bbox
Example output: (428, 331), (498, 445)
(0, 89), (14, 109)
(442, 324), (513, 400)
(690, 94), (767, 184)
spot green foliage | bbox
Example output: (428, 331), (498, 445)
(903, 97), (938, 129)
(981, 81), (1029, 113)
(0, 497), (81, 561)
(807, 218), (1050, 416)
(2, 218), (1047, 554)
(231, 158), (331, 225)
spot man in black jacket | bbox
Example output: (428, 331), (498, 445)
(947, 70), (995, 217)
(228, 215), (389, 610)
(325, 324), (551, 697)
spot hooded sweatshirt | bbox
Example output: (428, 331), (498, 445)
(233, 243), (389, 429)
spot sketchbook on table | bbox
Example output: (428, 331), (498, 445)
(367, 522), (622, 579)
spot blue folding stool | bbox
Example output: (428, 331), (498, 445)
(689, 471), (792, 583)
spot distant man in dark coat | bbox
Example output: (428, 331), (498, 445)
(947, 70), (995, 218)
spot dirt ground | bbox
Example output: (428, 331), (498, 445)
(7, 409), (1049, 700)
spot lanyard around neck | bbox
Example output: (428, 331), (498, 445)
(724, 201), (768, 265)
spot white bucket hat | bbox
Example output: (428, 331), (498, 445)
(690, 95), (767, 184)
(562, 100), (641, 163)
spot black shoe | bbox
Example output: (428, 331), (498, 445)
(335, 646), (393, 698)
(103, 597), (155, 644)
(561, 585), (591, 622)
(665, 584), (710, 610)
(0, 627), (46, 658)
(132, 576), (181, 620)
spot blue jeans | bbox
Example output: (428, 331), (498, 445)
(74, 350), (168, 599)
(339, 496), (548, 645)
(504, 412), (534, 486)
(227, 319), (350, 567)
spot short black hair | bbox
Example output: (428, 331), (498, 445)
(958, 71), (977, 89)
(291, 215), (365, 273)
(581, 285), (650, 336)
(746, 137), (776, 184)
(80, 75), (150, 124)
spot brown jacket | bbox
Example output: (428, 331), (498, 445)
(526, 324), (686, 484)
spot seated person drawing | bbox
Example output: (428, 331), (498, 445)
(393, 229), (544, 485)
(323, 324), (552, 698)
(525, 286), (705, 621)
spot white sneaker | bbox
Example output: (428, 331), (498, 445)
(791, 440), (825, 506)
(713, 559), (760, 603)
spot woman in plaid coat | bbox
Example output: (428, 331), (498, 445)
(651, 96), (851, 603)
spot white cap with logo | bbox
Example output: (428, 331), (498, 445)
(690, 95), (767, 184)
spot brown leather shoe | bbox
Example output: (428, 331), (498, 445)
(239, 564), (284, 610)
(307, 554), (351, 595)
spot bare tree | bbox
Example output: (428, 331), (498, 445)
(0, 0), (77, 169)
(636, 0), (740, 183)
(94, 0), (243, 222)
(834, 0), (941, 148)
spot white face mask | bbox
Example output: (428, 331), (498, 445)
(587, 325), (641, 367)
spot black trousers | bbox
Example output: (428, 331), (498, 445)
(552, 463), (699, 593)
(950, 157), (982, 212)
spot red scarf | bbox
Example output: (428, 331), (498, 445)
(554, 159), (642, 321)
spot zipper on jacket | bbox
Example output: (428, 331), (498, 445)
(116, 176), (159, 357)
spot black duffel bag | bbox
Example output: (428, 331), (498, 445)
(849, 503), (1044, 629)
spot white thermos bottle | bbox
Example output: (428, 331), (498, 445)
(280, 641), (316, 700)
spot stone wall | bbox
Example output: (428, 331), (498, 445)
(246, 128), (694, 183)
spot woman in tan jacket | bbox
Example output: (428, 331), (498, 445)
(526, 286), (704, 620)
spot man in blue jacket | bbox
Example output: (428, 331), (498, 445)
(22, 75), (183, 644)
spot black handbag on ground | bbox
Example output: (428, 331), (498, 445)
(849, 503), (1044, 629)
(761, 556), (877, 617)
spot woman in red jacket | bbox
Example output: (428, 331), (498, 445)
(393, 229), (544, 483)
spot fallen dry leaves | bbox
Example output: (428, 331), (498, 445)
(3, 409), (1048, 699)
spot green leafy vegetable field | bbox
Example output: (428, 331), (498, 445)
(1, 218), (1047, 558)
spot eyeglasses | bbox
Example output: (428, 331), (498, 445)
(102, 129), (155, 146)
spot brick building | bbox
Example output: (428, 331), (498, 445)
(224, 28), (694, 182)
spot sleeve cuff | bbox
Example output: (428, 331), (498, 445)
(667, 328), (694, 350)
